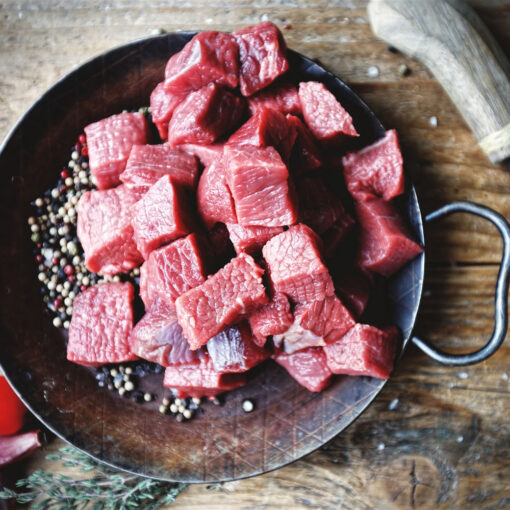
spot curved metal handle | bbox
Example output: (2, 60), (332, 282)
(412, 201), (510, 366)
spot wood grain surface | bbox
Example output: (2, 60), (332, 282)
(1, 0), (510, 508)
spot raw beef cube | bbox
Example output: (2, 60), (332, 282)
(248, 80), (301, 116)
(77, 185), (143, 275)
(175, 253), (268, 350)
(262, 224), (334, 303)
(179, 143), (224, 167)
(299, 81), (358, 144)
(67, 282), (136, 366)
(248, 292), (293, 347)
(150, 82), (185, 139)
(296, 177), (345, 234)
(356, 197), (423, 277)
(224, 145), (297, 227)
(197, 157), (237, 229)
(274, 347), (332, 392)
(207, 322), (269, 373)
(120, 144), (199, 192)
(163, 356), (247, 398)
(322, 214), (356, 258)
(139, 233), (207, 309)
(129, 299), (205, 366)
(164, 31), (239, 93)
(342, 130), (404, 201)
(286, 114), (322, 174)
(324, 324), (399, 379)
(226, 223), (283, 255)
(334, 268), (371, 319)
(233, 22), (289, 96)
(274, 294), (355, 353)
(84, 112), (148, 189)
(168, 83), (244, 147)
(132, 175), (194, 259)
(227, 107), (297, 162)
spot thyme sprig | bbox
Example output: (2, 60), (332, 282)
(0, 446), (187, 509)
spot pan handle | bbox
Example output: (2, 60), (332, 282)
(411, 201), (510, 366)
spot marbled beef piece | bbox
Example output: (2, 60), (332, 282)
(324, 324), (399, 379)
(226, 223), (283, 256)
(355, 197), (423, 277)
(129, 299), (205, 367)
(234, 22), (289, 97)
(164, 31), (239, 93)
(224, 145), (297, 227)
(274, 347), (332, 392)
(77, 185), (143, 276)
(139, 233), (207, 309)
(298, 81), (358, 145)
(168, 83), (244, 147)
(132, 175), (194, 260)
(84, 112), (147, 189)
(67, 282), (136, 366)
(342, 129), (404, 201)
(262, 224), (334, 304)
(179, 142), (224, 168)
(197, 157), (237, 230)
(175, 253), (268, 350)
(274, 294), (355, 353)
(120, 144), (199, 193)
(163, 356), (246, 398)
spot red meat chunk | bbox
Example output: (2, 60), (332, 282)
(164, 31), (239, 93)
(197, 157), (237, 229)
(150, 82), (185, 139)
(248, 80), (301, 116)
(139, 233), (207, 309)
(356, 197), (423, 277)
(120, 144), (199, 193)
(129, 299), (205, 367)
(324, 324), (399, 379)
(226, 223), (283, 255)
(0, 431), (41, 468)
(163, 356), (247, 398)
(274, 347), (332, 392)
(132, 175), (194, 259)
(262, 224), (334, 303)
(322, 214), (356, 258)
(342, 130), (404, 201)
(224, 145), (297, 227)
(286, 114), (322, 174)
(234, 22), (289, 96)
(248, 292), (293, 347)
(206, 322), (269, 373)
(298, 81), (358, 144)
(84, 112), (147, 190)
(334, 268), (371, 319)
(179, 143), (224, 168)
(168, 83), (244, 147)
(274, 294), (355, 353)
(175, 253), (268, 350)
(67, 282), (136, 366)
(296, 176), (345, 234)
(227, 107), (297, 162)
(77, 185), (143, 276)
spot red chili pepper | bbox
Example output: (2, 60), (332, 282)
(0, 376), (26, 436)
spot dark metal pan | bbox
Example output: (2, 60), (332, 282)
(1, 32), (509, 483)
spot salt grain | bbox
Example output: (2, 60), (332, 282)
(367, 65), (379, 78)
(429, 116), (438, 128)
(388, 398), (399, 410)
(377, 443), (385, 451)
(457, 372), (469, 379)
(456, 435), (464, 443)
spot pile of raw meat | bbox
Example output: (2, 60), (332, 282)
(68, 22), (423, 397)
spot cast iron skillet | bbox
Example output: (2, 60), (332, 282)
(1, 33), (509, 483)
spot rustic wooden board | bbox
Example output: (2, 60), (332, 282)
(1, 0), (510, 508)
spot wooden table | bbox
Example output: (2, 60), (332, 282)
(1, 1), (510, 508)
